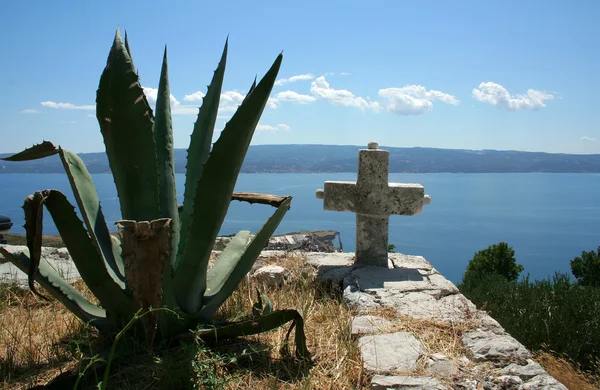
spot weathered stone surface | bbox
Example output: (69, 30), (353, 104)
(426, 354), (458, 377)
(351, 315), (393, 335)
(315, 142), (430, 266)
(370, 375), (447, 389)
(343, 284), (379, 312)
(462, 331), (531, 362)
(251, 265), (290, 287)
(345, 266), (458, 294)
(522, 374), (567, 389)
(389, 253), (435, 272)
(380, 290), (501, 327)
(495, 375), (523, 387)
(304, 252), (354, 283)
(359, 332), (426, 373)
(499, 359), (547, 380)
(0, 245), (80, 286)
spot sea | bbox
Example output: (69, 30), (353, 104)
(1, 172), (599, 284)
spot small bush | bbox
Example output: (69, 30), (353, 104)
(571, 246), (600, 287)
(461, 242), (523, 290)
(461, 272), (600, 373)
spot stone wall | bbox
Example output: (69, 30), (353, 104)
(0, 246), (568, 389)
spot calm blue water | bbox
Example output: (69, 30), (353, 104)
(1, 173), (599, 284)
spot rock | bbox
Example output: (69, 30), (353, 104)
(370, 375), (446, 389)
(388, 253), (436, 272)
(495, 375), (523, 386)
(499, 359), (547, 380)
(358, 332), (426, 373)
(304, 252), (354, 283)
(351, 315), (393, 335)
(250, 265), (290, 287)
(426, 355), (458, 377)
(462, 331), (531, 362)
(343, 283), (379, 311)
(522, 374), (567, 389)
(0, 245), (80, 286)
(344, 266), (458, 295)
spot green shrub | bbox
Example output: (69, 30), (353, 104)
(461, 242), (523, 290)
(461, 272), (600, 373)
(571, 246), (600, 287)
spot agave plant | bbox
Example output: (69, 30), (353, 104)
(0, 29), (309, 359)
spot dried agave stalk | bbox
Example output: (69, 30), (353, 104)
(117, 218), (171, 347)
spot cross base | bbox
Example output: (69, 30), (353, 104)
(356, 214), (389, 267)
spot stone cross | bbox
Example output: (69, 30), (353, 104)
(316, 142), (431, 267)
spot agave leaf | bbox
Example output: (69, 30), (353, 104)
(43, 190), (133, 320)
(0, 141), (58, 161)
(22, 191), (49, 300)
(198, 197), (291, 318)
(0, 247), (116, 332)
(203, 230), (251, 297)
(124, 30), (135, 72)
(197, 308), (310, 360)
(174, 53), (283, 314)
(178, 39), (227, 267)
(96, 28), (160, 222)
(153, 46), (178, 309)
(243, 76), (257, 103)
(59, 149), (125, 284)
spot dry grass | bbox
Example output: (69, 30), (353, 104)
(534, 350), (600, 390)
(0, 253), (365, 389)
(3, 251), (600, 389)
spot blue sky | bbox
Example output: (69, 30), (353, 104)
(1, 0), (598, 154)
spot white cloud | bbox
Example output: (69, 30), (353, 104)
(275, 73), (314, 86)
(143, 87), (180, 108)
(219, 90), (246, 112)
(377, 85), (460, 115)
(267, 97), (278, 109)
(183, 91), (205, 102)
(307, 76), (457, 115)
(41, 101), (95, 110)
(275, 90), (316, 104)
(20, 109), (40, 114)
(257, 123), (292, 132)
(473, 82), (554, 110)
(310, 76), (373, 109)
(581, 136), (597, 142)
(339, 72), (351, 76)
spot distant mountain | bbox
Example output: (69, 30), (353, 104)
(2, 144), (600, 174)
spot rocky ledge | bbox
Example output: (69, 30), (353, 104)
(0, 247), (567, 389)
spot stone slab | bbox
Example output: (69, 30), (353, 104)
(351, 315), (393, 335)
(388, 253), (435, 272)
(250, 265), (289, 288)
(0, 245), (81, 286)
(358, 332), (426, 373)
(370, 375), (447, 389)
(462, 331), (531, 362)
(345, 266), (458, 294)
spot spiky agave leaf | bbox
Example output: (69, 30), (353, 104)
(59, 149), (125, 284)
(0, 141), (58, 161)
(43, 190), (133, 321)
(197, 308), (310, 360)
(178, 39), (227, 268)
(1, 144), (125, 284)
(174, 53), (283, 314)
(0, 247), (116, 332)
(22, 191), (48, 300)
(96, 28), (160, 222)
(153, 46), (178, 311)
(199, 197), (291, 319)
